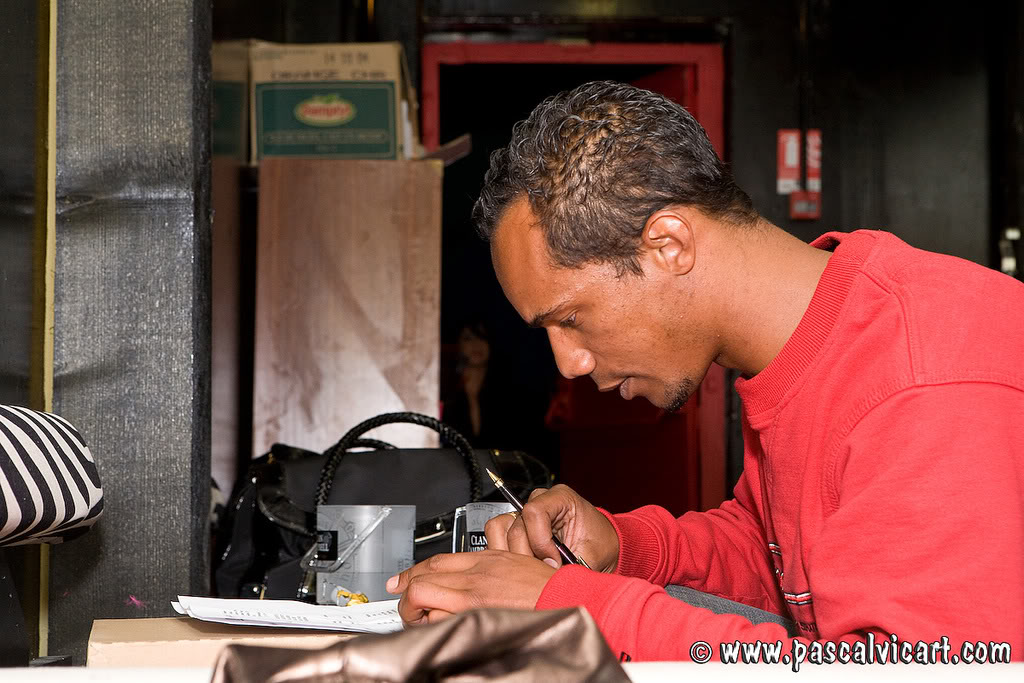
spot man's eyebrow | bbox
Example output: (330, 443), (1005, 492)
(528, 299), (572, 328)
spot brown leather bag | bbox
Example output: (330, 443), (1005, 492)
(211, 607), (630, 682)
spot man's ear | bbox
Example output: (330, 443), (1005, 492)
(641, 207), (697, 276)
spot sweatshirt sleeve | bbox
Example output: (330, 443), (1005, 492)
(537, 565), (796, 661)
(809, 382), (1024, 655)
(603, 467), (785, 614)
(533, 468), (791, 661)
(536, 382), (1024, 661)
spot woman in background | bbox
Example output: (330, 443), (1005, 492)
(443, 318), (504, 447)
(443, 316), (560, 478)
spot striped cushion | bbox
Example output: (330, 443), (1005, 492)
(0, 405), (103, 547)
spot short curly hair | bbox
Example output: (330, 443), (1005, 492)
(473, 81), (757, 276)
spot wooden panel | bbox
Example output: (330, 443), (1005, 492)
(253, 159), (443, 455)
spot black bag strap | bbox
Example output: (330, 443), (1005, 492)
(314, 412), (482, 508)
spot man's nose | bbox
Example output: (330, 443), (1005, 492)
(547, 328), (596, 379)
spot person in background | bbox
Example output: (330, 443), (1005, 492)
(442, 318), (501, 447)
(443, 317), (560, 479)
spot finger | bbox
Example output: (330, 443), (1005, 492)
(520, 496), (563, 565)
(397, 574), (476, 625)
(424, 608), (456, 624)
(504, 515), (535, 556)
(483, 512), (517, 551)
(386, 552), (477, 594)
(527, 487), (549, 502)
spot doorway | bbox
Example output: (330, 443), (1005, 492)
(424, 42), (727, 515)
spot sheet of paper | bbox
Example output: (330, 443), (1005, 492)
(172, 595), (403, 634)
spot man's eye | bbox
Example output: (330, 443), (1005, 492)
(559, 313), (578, 328)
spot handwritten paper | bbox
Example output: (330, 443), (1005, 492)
(172, 595), (403, 634)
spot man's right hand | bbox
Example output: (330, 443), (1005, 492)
(483, 484), (619, 573)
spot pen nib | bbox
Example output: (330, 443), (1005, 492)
(485, 468), (500, 485)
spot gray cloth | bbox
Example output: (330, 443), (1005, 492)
(211, 607), (630, 683)
(665, 584), (797, 636)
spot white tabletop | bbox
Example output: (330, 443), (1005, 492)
(4, 662), (1022, 681)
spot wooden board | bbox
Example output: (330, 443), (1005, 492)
(253, 159), (443, 455)
(87, 617), (353, 668)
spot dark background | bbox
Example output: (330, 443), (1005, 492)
(214, 0), (1023, 485)
(214, 0), (1021, 263)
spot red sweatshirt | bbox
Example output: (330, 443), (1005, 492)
(536, 230), (1024, 661)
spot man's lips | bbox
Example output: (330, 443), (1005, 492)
(619, 377), (634, 400)
(597, 378), (635, 400)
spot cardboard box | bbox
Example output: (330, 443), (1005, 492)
(87, 617), (353, 668)
(212, 41), (250, 160)
(249, 41), (420, 163)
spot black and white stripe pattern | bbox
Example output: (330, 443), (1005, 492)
(0, 405), (103, 547)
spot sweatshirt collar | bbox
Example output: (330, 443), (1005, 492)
(735, 230), (878, 418)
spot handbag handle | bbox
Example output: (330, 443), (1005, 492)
(314, 412), (482, 508)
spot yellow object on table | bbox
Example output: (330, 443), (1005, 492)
(335, 588), (370, 606)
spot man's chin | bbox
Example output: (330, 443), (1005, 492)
(641, 393), (680, 413)
(661, 380), (698, 413)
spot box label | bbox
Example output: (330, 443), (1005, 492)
(256, 81), (396, 159)
(212, 81), (246, 158)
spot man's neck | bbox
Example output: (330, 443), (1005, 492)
(712, 222), (832, 377)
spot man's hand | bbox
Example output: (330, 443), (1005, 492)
(385, 550), (556, 625)
(484, 484), (619, 573)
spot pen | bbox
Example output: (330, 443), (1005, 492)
(486, 468), (591, 569)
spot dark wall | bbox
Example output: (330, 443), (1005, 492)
(0, 0), (38, 406)
(993, 0), (1024, 270)
(210, 1), (1009, 310)
(211, 1), (1016, 491)
(806, 2), (989, 262)
(417, 0), (1000, 266)
(212, 1), (1009, 264)
(213, 0), (372, 42)
(411, 0), (1007, 493)
(48, 0), (211, 662)
(0, 0), (42, 660)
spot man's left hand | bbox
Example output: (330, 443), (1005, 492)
(385, 550), (557, 625)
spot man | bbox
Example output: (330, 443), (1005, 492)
(387, 81), (1024, 661)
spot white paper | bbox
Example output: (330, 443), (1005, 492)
(172, 595), (403, 634)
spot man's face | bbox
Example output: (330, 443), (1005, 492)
(491, 198), (713, 412)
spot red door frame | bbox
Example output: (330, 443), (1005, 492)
(421, 41), (728, 511)
(421, 41), (724, 155)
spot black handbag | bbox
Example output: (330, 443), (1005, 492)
(213, 412), (551, 600)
